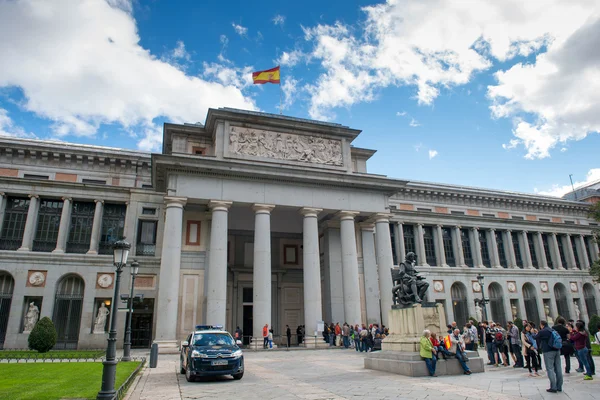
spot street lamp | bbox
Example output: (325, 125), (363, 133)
(476, 273), (489, 322)
(122, 259), (139, 362)
(97, 239), (131, 400)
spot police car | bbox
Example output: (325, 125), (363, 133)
(179, 325), (244, 382)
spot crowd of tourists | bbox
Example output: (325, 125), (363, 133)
(322, 322), (388, 352)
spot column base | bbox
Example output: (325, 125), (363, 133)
(249, 337), (277, 350)
(153, 340), (180, 354)
(17, 247), (30, 252)
(301, 336), (329, 349)
(86, 250), (98, 255)
(52, 249), (65, 254)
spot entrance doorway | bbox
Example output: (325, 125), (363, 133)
(0, 273), (14, 349)
(242, 288), (253, 345)
(130, 298), (154, 348)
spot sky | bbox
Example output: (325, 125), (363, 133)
(1, 0), (599, 197)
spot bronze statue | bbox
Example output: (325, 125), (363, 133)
(391, 252), (429, 305)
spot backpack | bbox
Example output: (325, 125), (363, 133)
(548, 329), (563, 350)
(495, 332), (504, 343)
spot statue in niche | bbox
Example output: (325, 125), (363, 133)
(93, 303), (110, 334)
(574, 301), (581, 321)
(391, 252), (429, 306)
(511, 304), (518, 320)
(23, 302), (39, 332)
(475, 304), (483, 322)
(544, 304), (554, 324)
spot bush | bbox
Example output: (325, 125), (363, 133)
(28, 317), (57, 353)
(589, 314), (600, 341)
(514, 317), (523, 332)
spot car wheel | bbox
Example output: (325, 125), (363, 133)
(185, 365), (195, 382)
(232, 372), (243, 380)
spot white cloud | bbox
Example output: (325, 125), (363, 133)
(428, 149), (438, 159)
(0, 0), (256, 151)
(277, 49), (307, 67)
(161, 40), (192, 71)
(273, 15), (285, 26)
(409, 118), (420, 127)
(281, 77), (299, 111)
(202, 63), (254, 90)
(560, 147), (567, 152)
(414, 143), (423, 152)
(232, 22), (248, 37)
(396, 111), (406, 116)
(0, 108), (36, 138)
(536, 169), (600, 197)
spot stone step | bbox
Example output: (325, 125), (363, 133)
(364, 351), (484, 377)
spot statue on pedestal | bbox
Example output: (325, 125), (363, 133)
(511, 304), (518, 321)
(544, 304), (554, 324)
(93, 303), (110, 334)
(475, 304), (483, 322)
(23, 302), (39, 332)
(391, 252), (429, 305)
(574, 302), (581, 321)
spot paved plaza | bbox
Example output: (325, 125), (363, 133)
(126, 349), (599, 400)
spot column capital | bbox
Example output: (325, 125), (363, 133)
(455, 225), (462, 230)
(28, 194), (39, 199)
(164, 196), (187, 208)
(470, 226), (479, 231)
(417, 223), (425, 227)
(550, 232), (557, 237)
(208, 200), (231, 211)
(300, 207), (322, 218)
(61, 197), (72, 202)
(338, 210), (359, 221)
(252, 204), (275, 214)
(436, 224), (443, 229)
(94, 199), (104, 204)
(579, 234), (585, 239)
(371, 213), (393, 224)
(488, 228), (496, 232)
(359, 222), (375, 231)
(522, 230), (529, 234)
(0, 192), (5, 197)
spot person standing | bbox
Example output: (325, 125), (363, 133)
(420, 330), (437, 377)
(553, 317), (572, 373)
(296, 325), (302, 346)
(335, 322), (342, 347)
(342, 323), (350, 348)
(234, 326), (243, 343)
(263, 324), (269, 349)
(569, 321), (593, 380)
(522, 323), (540, 376)
(354, 324), (361, 352)
(508, 321), (524, 368)
(286, 325), (292, 348)
(268, 328), (274, 349)
(533, 320), (563, 393)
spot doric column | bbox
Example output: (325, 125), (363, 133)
(206, 200), (232, 326)
(154, 196), (187, 351)
(504, 230), (517, 268)
(374, 214), (395, 325)
(470, 227), (483, 268)
(87, 200), (104, 254)
(575, 235), (590, 269)
(564, 234), (577, 269)
(18, 195), (40, 251)
(433, 225), (447, 267)
(588, 236), (599, 263)
(519, 231), (534, 269)
(394, 222), (405, 264)
(360, 223), (380, 325)
(252, 204), (275, 343)
(52, 197), (72, 253)
(452, 226), (466, 267)
(549, 233), (564, 270)
(533, 232), (549, 269)
(415, 223), (428, 266)
(339, 211), (362, 326)
(487, 229), (501, 268)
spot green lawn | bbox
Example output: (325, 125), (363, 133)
(0, 349), (105, 360)
(593, 343), (600, 356)
(0, 362), (139, 400)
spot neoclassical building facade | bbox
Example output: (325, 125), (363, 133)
(0, 108), (598, 350)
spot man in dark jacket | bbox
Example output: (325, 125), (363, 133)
(552, 317), (572, 373)
(533, 320), (563, 393)
(286, 325), (292, 347)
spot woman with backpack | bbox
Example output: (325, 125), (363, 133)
(568, 321), (593, 380)
(522, 323), (540, 376)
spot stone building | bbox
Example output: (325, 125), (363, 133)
(0, 108), (598, 350)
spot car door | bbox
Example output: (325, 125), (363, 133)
(182, 333), (192, 369)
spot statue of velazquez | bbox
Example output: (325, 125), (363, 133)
(391, 252), (429, 305)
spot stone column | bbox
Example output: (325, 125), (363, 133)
(415, 223), (428, 266)
(487, 229), (501, 268)
(339, 211), (362, 326)
(206, 200), (232, 326)
(87, 200), (104, 254)
(519, 231), (534, 269)
(433, 225), (447, 267)
(154, 196), (186, 352)
(564, 234), (577, 269)
(533, 232), (549, 269)
(18, 195), (40, 251)
(252, 204), (275, 345)
(575, 235), (590, 269)
(52, 197), (72, 253)
(360, 223), (380, 325)
(470, 227), (483, 268)
(452, 226), (466, 267)
(588, 236), (599, 262)
(504, 230), (517, 268)
(301, 208), (323, 341)
(374, 214), (395, 326)
(549, 233), (564, 270)
(394, 222), (405, 264)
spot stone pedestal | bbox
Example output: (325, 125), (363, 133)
(382, 303), (446, 352)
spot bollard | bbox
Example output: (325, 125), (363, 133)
(149, 342), (158, 368)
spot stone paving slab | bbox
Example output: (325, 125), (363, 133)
(126, 349), (599, 400)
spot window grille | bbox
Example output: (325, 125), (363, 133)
(583, 237), (593, 266)
(512, 233), (523, 268)
(541, 234), (553, 269)
(136, 220), (157, 256)
(66, 202), (95, 253)
(496, 231), (507, 267)
(32, 199), (63, 252)
(460, 229), (473, 267)
(442, 227), (455, 266)
(99, 203), (126, 254)
(557, 235), (568, 267)
(423, 226), (436, 265)
(479, 231), (491, 267)
(526, 233), (538, 268)
(571, 240), (581, 269)
(0, 197), (30, 250)
(403, 225), (415, 255)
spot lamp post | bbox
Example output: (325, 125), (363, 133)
(476, 273), (489, 322)
(122, 259), (139, 362)
(97, 239), (131, 400)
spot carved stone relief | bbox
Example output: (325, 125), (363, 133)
(229, 126), (343, 166)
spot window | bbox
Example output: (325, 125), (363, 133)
(23, 174), (49, 180)
(141, 184), (153, 189)
(512, 233), (523, 268)
(539, 218), (551, 222)
(571, 239), (581, 269)
(482, 213), (495, 218)
(442, 228), (455, 266)
(136, 220), (157, 256)
(403, 225), (415, 255)
(423, 226), (436, 265)
(82, 178), (106, 185)
(479, 231), (491, 267)
(564, 220), (575, 224)
(460, 229), (473, 267)
(283, 244), (298, 265)
(192, 146), (206, 155)
(141, 208), (156, 215)
(33, 199), (63, 252)
(512, 216), (524, 220)
(0, 197), (30, 250)
(186, 220), (201, 245)
(541, 234), (553, 269)
(451, 211), (465, 215)
(527, 233), (538, 268)
(584, 237), (593, 266)
(417, 208), (432, 212)
(496, 231), (507, 267)
(99, 203), (127, 255)
(66, 201), (95, 253)
(557, 235), (567, 267)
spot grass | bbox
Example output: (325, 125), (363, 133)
(592, 343), (600, 356)
(0, 362), (139, 400)
(0, 349), (105, 359)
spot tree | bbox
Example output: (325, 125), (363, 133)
(589, 201), (600, 283)
(28, 317), (57, 353)
(589, 314), (600, 340)
(514, 317), (524, 333)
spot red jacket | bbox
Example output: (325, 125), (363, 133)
(430, 337), (440, 347)
(335, 325), (341, 335)
(262, 326), (268, 337)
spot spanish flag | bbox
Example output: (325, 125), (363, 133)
(252, 66), (280, 84)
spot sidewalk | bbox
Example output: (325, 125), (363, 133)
(125, 353), (181, 400)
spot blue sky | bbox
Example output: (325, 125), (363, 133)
(1, 0), (599, 196)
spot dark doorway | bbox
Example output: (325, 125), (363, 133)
(53, 275), (84, 350)
(242, 305), (253, 345)
(130, 298), (154, 348)
(0, 273), (14, 349)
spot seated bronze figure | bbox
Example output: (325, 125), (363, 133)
(391, 252), (429, 305)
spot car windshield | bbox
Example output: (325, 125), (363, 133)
(193, 332), (235, 347)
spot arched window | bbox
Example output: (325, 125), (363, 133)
(583, 283), (598, 319)
(451, 282), (468, 327)
(0, 272), (15, 349)
(554, 283), (570, 320)
(53, 275), (84, 350)
(489, 282), (506, 326)
(523, 283), (540, 324)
